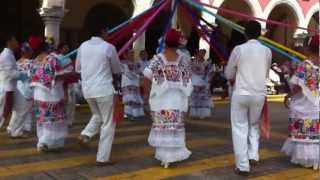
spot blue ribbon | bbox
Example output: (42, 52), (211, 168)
(185, 0), (302, 63)
(60, 0), (166, 61)
(157, 0), (180, 53)
(184, 4), (228, 59)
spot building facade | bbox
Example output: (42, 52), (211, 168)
(0, 0), (319, 56)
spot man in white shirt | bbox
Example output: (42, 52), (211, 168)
(0, 34), (19, 128)
(76, 24), (122, 166)
(225, 21), (272, 175)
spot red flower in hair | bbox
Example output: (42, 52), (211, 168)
(165, 28), (181, 46)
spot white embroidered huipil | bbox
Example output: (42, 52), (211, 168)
(0, 48), (19, 128)
(31, 54), (68, 150)
(7, 59), (34, 137)
(76, 37), (122, 162)
(189, 59), (213, 119)
(121, 60), (144, 118)
(144, 53), (193, 164)
(281, 60), (320, 170)
(225, 39), (272, 172)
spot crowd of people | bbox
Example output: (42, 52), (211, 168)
(0, 19), (318, 174)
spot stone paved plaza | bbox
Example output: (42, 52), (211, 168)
(0, 100), (319, 180)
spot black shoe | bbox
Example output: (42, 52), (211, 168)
(96, 161), (115, 167)
(78, 135), (90, 149)
(249, 159), (259, 167)
(234, 168), (250, 176)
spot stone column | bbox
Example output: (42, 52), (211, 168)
(39, 5), (65, 46)
(132, 0), (153, 54)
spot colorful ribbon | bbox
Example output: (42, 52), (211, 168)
(157, 0), (179, 53)
(118, 0), (170, 56)
(180, 3), (226, 62)
(194, 0), (319, 34)
(60, 0), (166, 61)
(185, 0), (303, 63)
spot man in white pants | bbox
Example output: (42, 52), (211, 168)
(76, 24), (122, 166)
(225, 21), (272, 175)
(0, 34), (20, 129)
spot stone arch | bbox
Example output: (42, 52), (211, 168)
(263, 0), (304, 29)
(212, 0), (263, 19)
(304, 2), (319, 34)
(264, 2), (301, 61)
(61, 0), (134, 46)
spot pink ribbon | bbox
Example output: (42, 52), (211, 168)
(118, 0), (170, 56)
(180, 3), (226, 62)
(194, 0), (319, 34)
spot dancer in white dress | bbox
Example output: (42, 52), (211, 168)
(189, 49), (213, 119)
(143, 29), (193, 168)
(7, 42), (34, 138)
(31, 42), (71, 152)
(121, 50), (144, 119)
(282, 35), (320, 170)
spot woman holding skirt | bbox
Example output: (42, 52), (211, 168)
(189, 49), (213, 119)
(282, 35), (319, 170)
(121, 50), (145, 119)
(143, 29), (193, 168)
(7, 42), (34, 138)
(31, 42), (71, 152)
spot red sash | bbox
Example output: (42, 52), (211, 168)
(260, 99), (271, 139)
(113, 95), (124, 124)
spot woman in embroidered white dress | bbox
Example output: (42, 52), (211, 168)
(7, 42), (34, 138)
(189, 49), (214, 119)
(143, 29), (193, 168)
(31, 42), (71, 152)
(121, 50), (144, 119)
(282, 35), (320, 170)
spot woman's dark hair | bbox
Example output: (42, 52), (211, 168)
(37, 41), (51, 53)
(89, 21), (108, 37)
(0, 32), (15, 48)
(245, 20), (261, 39)
(57, 42), (68, 51)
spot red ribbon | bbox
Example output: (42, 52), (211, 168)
(180, 3), (226, 62)
(118, 0), (170, 56)
(260, 99), (271, 139)
(193, 0), (319, 33)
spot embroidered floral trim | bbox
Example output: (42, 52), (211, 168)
(35, 100), (65, 122)
(31, 55), (61, 90)
(295, 61), (319, 97)
(288, 118), (320, 140)
(151, 110), (185, 131)
(149, 57), (191, 86)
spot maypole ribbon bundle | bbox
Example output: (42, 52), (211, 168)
(180, 3), (226, 62)
(185, 0), (304, 62)
(60, 0), (166, 61)
(108, 4), (164, 45)
(107, 0), (166, 43)
(118, 0), (170, 56)
(157, 0), (180, 53)
(183, 3), (229, 59)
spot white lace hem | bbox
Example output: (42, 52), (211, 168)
(37, 120), (68, 149)
(148, 128), (186, 147)
(189, 108), (212, 118)
(281, 138), (320, 170)
(155, 146), (192, 163)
